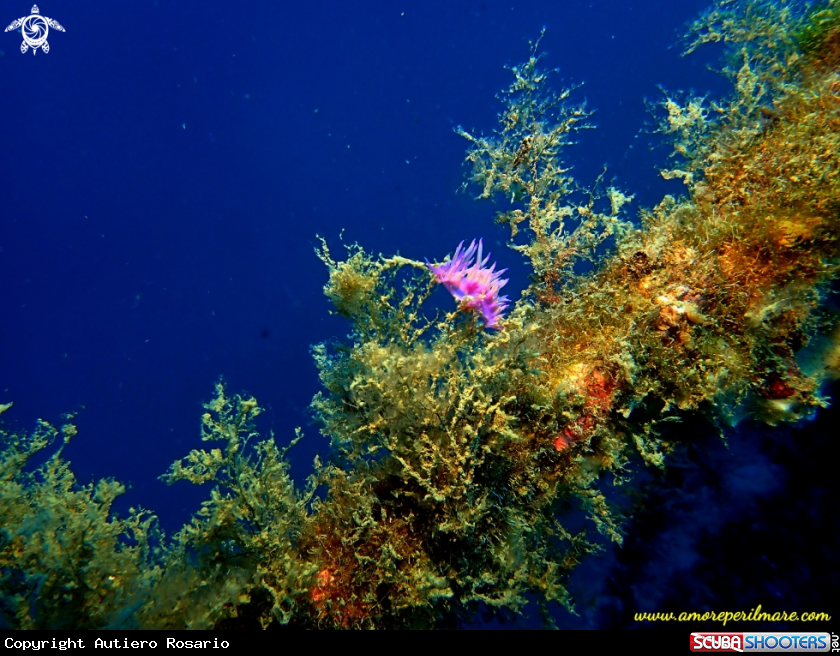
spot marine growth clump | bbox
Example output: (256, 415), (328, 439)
(2, 0), (839, 629)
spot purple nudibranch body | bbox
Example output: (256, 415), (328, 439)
(427, 239), (510, 329)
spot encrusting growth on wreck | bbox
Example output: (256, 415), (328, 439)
(1, 0), (838, 629)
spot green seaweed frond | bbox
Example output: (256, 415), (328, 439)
(157, 381), (317, 628)
(794, 0), (840, 64)
(315, 236), (439, 347)
(0, 415), (161, 629)
(457, 29), (633, 301)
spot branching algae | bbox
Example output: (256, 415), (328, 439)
(2, 0), (839, 629)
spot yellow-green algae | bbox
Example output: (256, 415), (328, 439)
(2, 0), (840, 629)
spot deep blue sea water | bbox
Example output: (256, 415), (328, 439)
(1, 0), (836, 629)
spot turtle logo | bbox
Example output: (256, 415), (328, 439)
(5, 5), (64, 55)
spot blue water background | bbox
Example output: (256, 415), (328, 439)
(1, 0), (836, 628)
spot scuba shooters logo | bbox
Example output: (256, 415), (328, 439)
(690, 633), (832, 652)
(4, 5), (64, 55)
